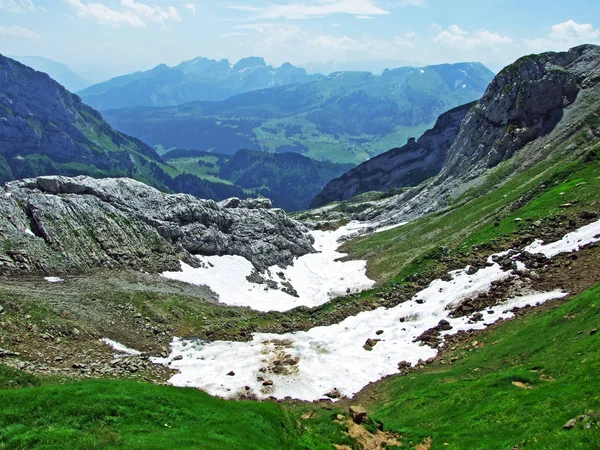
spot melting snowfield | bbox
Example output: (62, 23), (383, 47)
(523, 219), (600, 257)
(162, 222), (375, 312)
(152, 219), (600, 402)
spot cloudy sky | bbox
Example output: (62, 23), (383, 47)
(1, 0), (599, 80)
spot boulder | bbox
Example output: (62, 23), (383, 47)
(349, 405), (367, 424)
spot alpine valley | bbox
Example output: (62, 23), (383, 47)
(1, 33), (600, 450)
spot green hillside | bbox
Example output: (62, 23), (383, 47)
(104, 63), (493, 165)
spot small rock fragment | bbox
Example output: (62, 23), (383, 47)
(349, 405), (367, 424)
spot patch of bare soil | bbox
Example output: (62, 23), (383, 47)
(334, 418), (403, 450)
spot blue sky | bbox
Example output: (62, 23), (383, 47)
(1, 0), (599, 81)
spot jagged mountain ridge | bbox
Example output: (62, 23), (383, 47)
(103, 62), (494, 164)
(78, 56), (324, 111)
(311, 102), (473, 207)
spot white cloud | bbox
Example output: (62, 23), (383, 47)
(64, 0), (181, 28)
(434, 24), (512, 50)
(332, 23), (342, 27)
(0, 24), (39, 39)
(526, 20), (600, 51)
(229, 0), (390, 20)
(185, 3), (195, 14)
(0, 0), (35, 12)
(231, 22), (415, 62)
(356, 15), (374, 19)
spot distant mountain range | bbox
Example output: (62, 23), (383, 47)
(78, 57), (324, 111)
(299, 59), (419, 76)
(0, 55), (352, 211)
(10, 56), (91, 92)
(103, 62), (495, 165)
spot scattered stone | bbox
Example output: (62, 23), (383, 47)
(227, 371), (235, 376)
(376, 330), (384, 335)
(363, 338), (381, 351)
(397, 360), (412, 374)
(173, 355), (183, 361)
(262, 380), (273, 386)
(325, 388), (342, 399)
(349, 405), (367, 424)
(590, 329), (598, 336)
(563, 419), (577, 430)
(437, 319), (452, 331)
(301, 411), (315, 420)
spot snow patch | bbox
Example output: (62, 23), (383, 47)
(100, 338), (142, 356)
(23, 229), (35, 237)
(162, 222), (375, 312)
(44, 277), (64, 283)
(154, 253), (566, 401)
(523, 218), (600, 257)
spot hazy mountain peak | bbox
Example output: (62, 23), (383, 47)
(233, 56), (268, 72)
(8, 55), (90, 92)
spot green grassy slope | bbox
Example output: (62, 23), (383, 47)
(344, 119), (600, 283)
(371, 285), (600, 450)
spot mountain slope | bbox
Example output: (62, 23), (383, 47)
(311, 101), (473, 207)
(373, 44), (600, 225)
(10, 55), (90, 92)
(103, 62), (494, 164)
(78, 56), (323, 111)
(0, 54), (170, 189)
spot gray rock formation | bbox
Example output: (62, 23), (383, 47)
(0, 176), (314, 275)
(370, 44), (600, 224)
(311, 102), (473, 208)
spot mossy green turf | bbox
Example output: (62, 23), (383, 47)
(1, 285), (599, 449)
(371, 285), (600, 450)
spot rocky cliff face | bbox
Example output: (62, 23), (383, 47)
(370, 44), (600, 224)
(0, 54), (164, 185)
(0, 176), (314, 275)
(311, 102), (473, 208)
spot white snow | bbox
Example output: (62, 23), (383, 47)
(44, 276), (64, 283)
(100, 338), (142, 356)
(23, 229), (35, 237)
(152, 219), (599, 401)
(153, 255), (566, 401)
(523, 218), (600, 257)
(162, 222), (375, 312)
(4, 192), (11, 199)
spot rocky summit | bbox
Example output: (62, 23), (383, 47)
(0, 176), (314, 275)
(367, 44), (600, 224)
